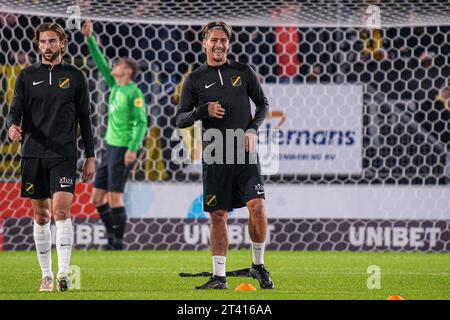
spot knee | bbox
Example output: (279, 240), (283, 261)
(53, 208), (70, 221)
(92, 190), (107, 207)
(108, 193), (123, 207)
(248, 200), (265, 217)
(210, 211), (228, 224)
(34, 208), (51, 225)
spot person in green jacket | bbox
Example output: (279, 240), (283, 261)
(82, 20), (148, 250)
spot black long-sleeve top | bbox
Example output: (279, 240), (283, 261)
(6, 61), (95, 159)
(176, 61), (269, 134)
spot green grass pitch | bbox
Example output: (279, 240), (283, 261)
(0, 250), (448, 300)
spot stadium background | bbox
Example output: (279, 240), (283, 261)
(0, 1), (449, 253)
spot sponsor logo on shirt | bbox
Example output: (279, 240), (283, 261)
(33, 80), (44, 86)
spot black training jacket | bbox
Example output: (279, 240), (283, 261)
(6, 60), (95, 159)
(176, 60), (269, 134)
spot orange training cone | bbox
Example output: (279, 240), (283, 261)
(387, 295), (405, 300)
(235, 283), (257, 291)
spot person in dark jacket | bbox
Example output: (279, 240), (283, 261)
(7, 22), (95, 292)
(176, 21), (274, 290)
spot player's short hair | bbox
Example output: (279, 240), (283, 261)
(201, 21), (232, 41)
(120, 57), (139, 79)
(34, 22), (68, 53)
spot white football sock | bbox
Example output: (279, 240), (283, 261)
(252, 242), (265, 265)
(33, 220), (53, 278)
(55, 218), (73, 277)
(212, 256), (226, 277)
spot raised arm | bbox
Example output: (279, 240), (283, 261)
(82, 20), (116, 88)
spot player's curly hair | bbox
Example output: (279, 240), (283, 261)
(34, 22), (68, 53)
(201, 21), (232, 41)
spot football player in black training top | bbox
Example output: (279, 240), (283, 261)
(176, 21), (274, 290)
(7, 22), (95, 292)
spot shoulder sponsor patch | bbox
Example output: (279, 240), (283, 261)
(134, 97), (143, 108)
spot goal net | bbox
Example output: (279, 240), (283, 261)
(0, 0), (449, 252)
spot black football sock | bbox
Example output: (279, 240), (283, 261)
(97, 204), (114, 247)
(111, 206), (127, 250)
(213, 275), (227, 283)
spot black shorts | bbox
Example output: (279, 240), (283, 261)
(203, 161), (265, 213)
(93, 145), (133, 193)
(20, 157), (77, 199)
